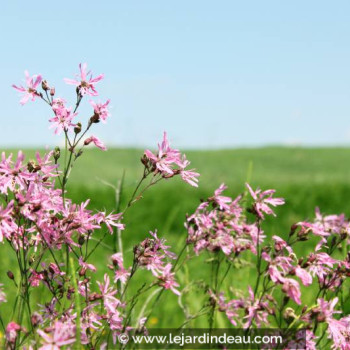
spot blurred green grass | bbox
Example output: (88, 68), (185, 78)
(2, 146), (350, 329)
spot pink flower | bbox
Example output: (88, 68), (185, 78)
(186, 184), (261, 257)
(297, 208), (350, 251)
(305, 330), (317, 350)
(282, 278), (301, 304)
(209, 183), (232, 210)
(97, 274), (125, 343)
(90, 99), (110, 122)
(266, 256), (293, 283)
(246, 183), (285, 218)
(110, 253), (131, 284)
(306, 252), (338, 282)
(143, 132), (200, 187)
(34, 151), (59, 178)
(294, 266), (312, 286)
(96, 212), (124, 233)
(135, 231), (178, 287)
(213, 287), (271, 328)
(29, 270), (44, 287)
(144, 132), (181, 175)
(314, 298), (350, 349)
(6, 322), (22, 344)
(79, 257), (97, 272)
(37, 321), (75, 350)
(13, 70), (42, 105)
(0, 201), (17, 242)
(209, 290), (239, 326)
(243, 287), (270, 328)
(64, 63), (104, 96)
(0, 151), (34, 194)
(178, 156), (200, 188)
(272, 235), (293, 255)
(317, 297), (340, 320)
(284, 330), (317, 350)
(84, 135), (107, 151)
(157, 263), (180, 295)
(49, 106), (76, 134)
(97, 274), (122, 314)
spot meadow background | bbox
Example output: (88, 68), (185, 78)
(2, 146), (350, 328)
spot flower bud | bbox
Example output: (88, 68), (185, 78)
(283, 307), (297, 323)
(41, 80), (50, 91)
(84, 138), (92, 146)
(53, 147), (61, 161)
(289, 223), (298, 236)
(79, 268), (87, 277)
(141, 155), (149, 167)
(31, 312), (43, 327)
(90, 114), (100, 124)
(340, 232), (347, 240)
(88, 292), (103, 301)
(78, 235), (85, 246)
(50, 87), (55, 96)
(74, 122), (82, 134)
(27, 160), (36, 173)
(7, 271), (14, 280)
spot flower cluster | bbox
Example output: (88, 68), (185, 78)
(142, 132), (200, 187)
(0, 150), (122, 250)
(134, 231), (180, 295)
(187, 183), (350, 349)
(186, 183), (272, 256)
(209, 286), (273, 328)
(13, 63), (109, 151)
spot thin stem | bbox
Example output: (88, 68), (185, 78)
(253, 217), (263, 296)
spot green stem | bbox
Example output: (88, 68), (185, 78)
(69, 257), (81, 346)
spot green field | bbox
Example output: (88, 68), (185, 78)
(2, 146), (350, 329)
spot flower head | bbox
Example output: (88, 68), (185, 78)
(84, 135), (107, 151)
(13, 71), (42, 105)
(110, 253), (131, 284)
(90, 99), (110, 123)
(49, 105), (76, 135)
(64, 63), (104, 96)
(143, 132), (200, 187)
(6, 322), (22, 344)
(246, 183), (285, 219)
(37, 320), (75, 350)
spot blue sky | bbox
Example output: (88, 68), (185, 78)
(1, 1), (350, 148)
